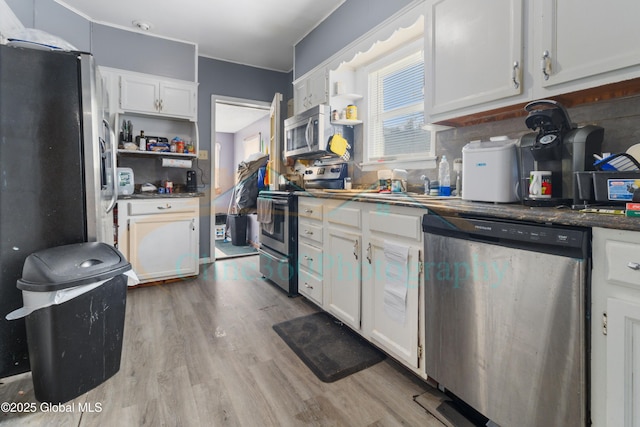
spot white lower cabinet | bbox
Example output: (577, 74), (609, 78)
(297, 196), (426, 377)
(591, 227), (640, 427)
(325, 200), (363, 330)
(297, 198), (324, 305)
(326, 228), (362, 330)
(362, 205), (424, 375)
(118, 198), (199, 283)
(364, 236), (422, 372)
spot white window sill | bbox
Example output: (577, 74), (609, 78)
(360, 156), (437, 172)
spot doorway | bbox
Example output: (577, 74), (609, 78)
(211, 96), (270, 260)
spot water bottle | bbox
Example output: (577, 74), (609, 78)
(438, 155), (451, 196)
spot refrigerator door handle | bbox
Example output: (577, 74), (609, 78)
(103, 118), (118, 213)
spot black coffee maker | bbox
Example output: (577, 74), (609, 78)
(186, 170), (197, 193)
(519, 100), (604, 207)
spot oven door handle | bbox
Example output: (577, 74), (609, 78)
(258, 248), (288, 263)
(258, 198), (288, 206)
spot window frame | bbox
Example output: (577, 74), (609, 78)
(360, 39), (437, 171)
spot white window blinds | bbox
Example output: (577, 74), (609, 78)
(368, 50), (429, 162)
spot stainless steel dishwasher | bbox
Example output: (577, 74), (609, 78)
(422, 213), (590, 427)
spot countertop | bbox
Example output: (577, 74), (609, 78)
(296, 190), (640, 232)
(118, 192), (205, 200)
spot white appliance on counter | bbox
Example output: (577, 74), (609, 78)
(461, 136), (519, 203)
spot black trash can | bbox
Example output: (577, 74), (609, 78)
(228, 214), (248, 246)
(16, 242), (131, 403)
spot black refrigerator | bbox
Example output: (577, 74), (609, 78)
(0, 44), (115, 378)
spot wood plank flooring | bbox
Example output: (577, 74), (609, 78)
(0, 257), (446, 426)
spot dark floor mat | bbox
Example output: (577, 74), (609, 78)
(216, 240), (257, 258)
(273, 312), (386, 383)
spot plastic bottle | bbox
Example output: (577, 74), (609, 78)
(438, 155), (451, 196)
(138, 130), (146, 151)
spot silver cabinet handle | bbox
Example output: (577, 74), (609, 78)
(159, 99), (164, 111)
(304, 229), (313, 235)
(366, 242), (372, 264)
(304, 208), (313, 214)
(541, 50), (551, 80)
(304, 282), (314, 290)
(157, 204), (172, 210)
(512, 61), (520, 89)
(627, 262), (640, 270)
(304, 255), (313, 262)
(353, 240), (359, 260)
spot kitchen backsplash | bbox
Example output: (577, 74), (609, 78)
(353, 94), (640, 191)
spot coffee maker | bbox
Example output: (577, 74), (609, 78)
(518, 100), (603, 207)
(186, 170), (197, 192)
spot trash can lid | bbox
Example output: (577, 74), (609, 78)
(17, 242), (131, 292)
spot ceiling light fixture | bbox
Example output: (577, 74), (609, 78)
(132, 20), (152, 31)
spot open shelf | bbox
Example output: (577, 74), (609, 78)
(117, 149), (197, 158)
(331, 119), (363, 126)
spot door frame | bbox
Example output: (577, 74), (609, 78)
(209, 94), (271, 260)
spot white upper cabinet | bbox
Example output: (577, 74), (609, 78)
(425, 0), (524, 119)
(293, 67), (329, 114)
(538, 0), (640, 93)
(120, 72), (197, 121)
(425, 0), (640, 123)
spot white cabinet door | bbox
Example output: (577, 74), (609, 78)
(293, 79), (308, 115)
(326, 228), (362, 330)
(293, 67), (328, 114)
(120, 74), (160, 114)
(606, 297), (640, 427)
(592, 227), (640, 427)
(425, 0), (524, 119)
(307, 68), (329, 109)
(119, 73), (197, 120)
(159, 81), (197, 119)
(365, 237), (421, 369)
(128, 213), (199, 282)
(539, 0), (640, 92)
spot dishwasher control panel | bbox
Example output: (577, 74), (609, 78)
(422, 213), (588, 256)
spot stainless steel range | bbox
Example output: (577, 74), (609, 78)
(257, 162), (349, 296)
(258, 191), (297, 296)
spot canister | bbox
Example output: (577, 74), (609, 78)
(346, 105), (357, 120)
(116, 168), (134, 195)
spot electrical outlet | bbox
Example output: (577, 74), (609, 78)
(198, 150), (208, 160)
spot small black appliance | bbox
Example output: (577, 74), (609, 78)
(186, 170), (197, 192)
(519, 99), (603, 207)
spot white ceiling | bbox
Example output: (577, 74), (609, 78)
(215, 103), (269, 133)
(56, 0), (345, 72)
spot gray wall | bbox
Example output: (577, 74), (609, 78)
(294, 0), (414, 79)
(7, 0), (196, 80)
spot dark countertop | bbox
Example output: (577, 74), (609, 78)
(296, 191), (640, 231)
(118, 192), (205, 200)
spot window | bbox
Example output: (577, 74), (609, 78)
(364, 42), (436, 169)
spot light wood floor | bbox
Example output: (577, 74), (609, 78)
(1, 257), (446, 426)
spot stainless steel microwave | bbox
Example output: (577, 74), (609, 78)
(284, 104), (334, 159)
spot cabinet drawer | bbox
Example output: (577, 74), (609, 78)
(299, 241), (323, 276)
(327, 204), (360, 228)
(298, 218), (323, 245)
(298, 198), (323, 221)
(605, 240), (640, 290)
(299, 268), (323, 305)
(368, 210), (421, 241)
(127, 198), (198, 215)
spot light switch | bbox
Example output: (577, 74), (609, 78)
(198, 150), (208, 160)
